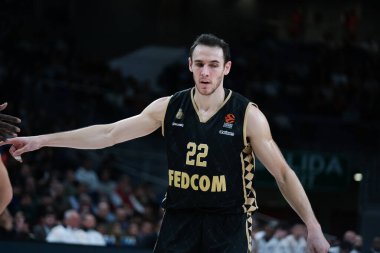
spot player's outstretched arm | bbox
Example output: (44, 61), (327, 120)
(3, 97), (170, 161)
(0, 102), (21, 142)
(246, 105), (330, 253)
(0, 158), (12, 214)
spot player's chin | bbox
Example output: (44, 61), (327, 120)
(197, 85), (215, 96)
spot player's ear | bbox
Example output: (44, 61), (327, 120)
(188, 57), (193, 72)
(224, 61), (232, 75)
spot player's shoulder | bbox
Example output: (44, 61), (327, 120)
(153, 96), (171, 106)
(246, 104), (266, 120)
(245, 103), (270, 133)
(169, 88), (192, 103)
(144, 96), (171, 120)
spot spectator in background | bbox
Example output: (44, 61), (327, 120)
(63, 168), (78, 197)
(97, 167), (117, 196)
(108, 222), (124, 246)
(137, 220), (158, 249)
(95, 200), (116, 224)
(75, 158), (99, 192)
(114, 174), (133, 208)
(343, 230), (358, 246)
(81, 213), (106, 246)
(46, 209), (84, 244)
(121, 220), (140, 247)
(277, 223), (307, 253)
(330, 230), (358, 253)
(33, 211), (57, 241)
(254, 220), (280, 253)
(13, 211), (32, 240)
(352, 235), (362, 253)
(115, 205), (132, 230)
(77, 193), (93, 214)
(0, 209), (15, 239)
(371, 236), (380, 253)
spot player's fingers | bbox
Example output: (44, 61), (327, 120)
(307, 245), (315, 253)
(0, 137), (12, 145)
(9, 145), (23, 162)
(13, 144), (29, 157)
(9, 145), (17, 157)
(3, 137), (20, 145)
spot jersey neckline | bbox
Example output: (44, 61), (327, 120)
(190, 87), (232, 123)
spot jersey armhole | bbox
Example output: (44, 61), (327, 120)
(161, 95), (173, 137)
(243, 102), (258, 146)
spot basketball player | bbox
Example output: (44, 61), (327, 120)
(0, 102), (21, 213)
(2, 34), (330, 252)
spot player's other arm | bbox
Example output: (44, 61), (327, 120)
(246, 105), (329, 253)
(4, 97), (170, 158)
(0, 102), (20, 213)
(0, 158), (12, 214)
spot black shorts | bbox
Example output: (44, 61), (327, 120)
(154, 210), (253, 253)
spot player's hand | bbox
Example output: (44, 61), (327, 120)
(307, 228), (330, 253)
(2, 136), (41, 163)
(0, 102), (21, 141)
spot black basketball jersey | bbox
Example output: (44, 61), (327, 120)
(162, 88), (258, 213)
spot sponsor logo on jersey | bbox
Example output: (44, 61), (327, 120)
(219, 130), (235, 136)
(176, 108), (184, 119)
(172, 122), (184, 127)
(225, 113), (235, 123)
(172, 108), (184, 127)
(168, 169), (226, 192)
(223, 113), (235, 129)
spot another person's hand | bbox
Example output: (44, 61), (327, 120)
(0, 102), (21, 142)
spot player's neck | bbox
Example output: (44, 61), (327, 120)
(194, 85), (225, 112)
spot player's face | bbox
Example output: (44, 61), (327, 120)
(189, 45), (231, 96)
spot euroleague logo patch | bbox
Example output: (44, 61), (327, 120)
(223, 113), (235, 129)
(225, 113), (235, 124)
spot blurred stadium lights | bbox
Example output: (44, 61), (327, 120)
(353, 173), (363, 182)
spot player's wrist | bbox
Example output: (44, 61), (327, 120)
(37, 135), (48, 148)
(306, 222), (322, 233)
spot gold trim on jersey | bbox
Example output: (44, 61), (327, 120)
(162, 95), (173, 137)
(240, 144), (258, 213)
(245, 212), (253, 253)
(190, 87), (232, 123)
(243, 102), (258, 146)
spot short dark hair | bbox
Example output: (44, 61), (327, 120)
(189, 34), (231, 63)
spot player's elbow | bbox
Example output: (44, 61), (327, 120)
(100, 124), (118, 148)
(104, 131), (117, 148)
(274, 165), (292, 186)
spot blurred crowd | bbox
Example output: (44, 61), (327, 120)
(252, 220), (380, 253)
(0, 150), (161, 249)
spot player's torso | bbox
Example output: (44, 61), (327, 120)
(163, 88), (257, 213)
